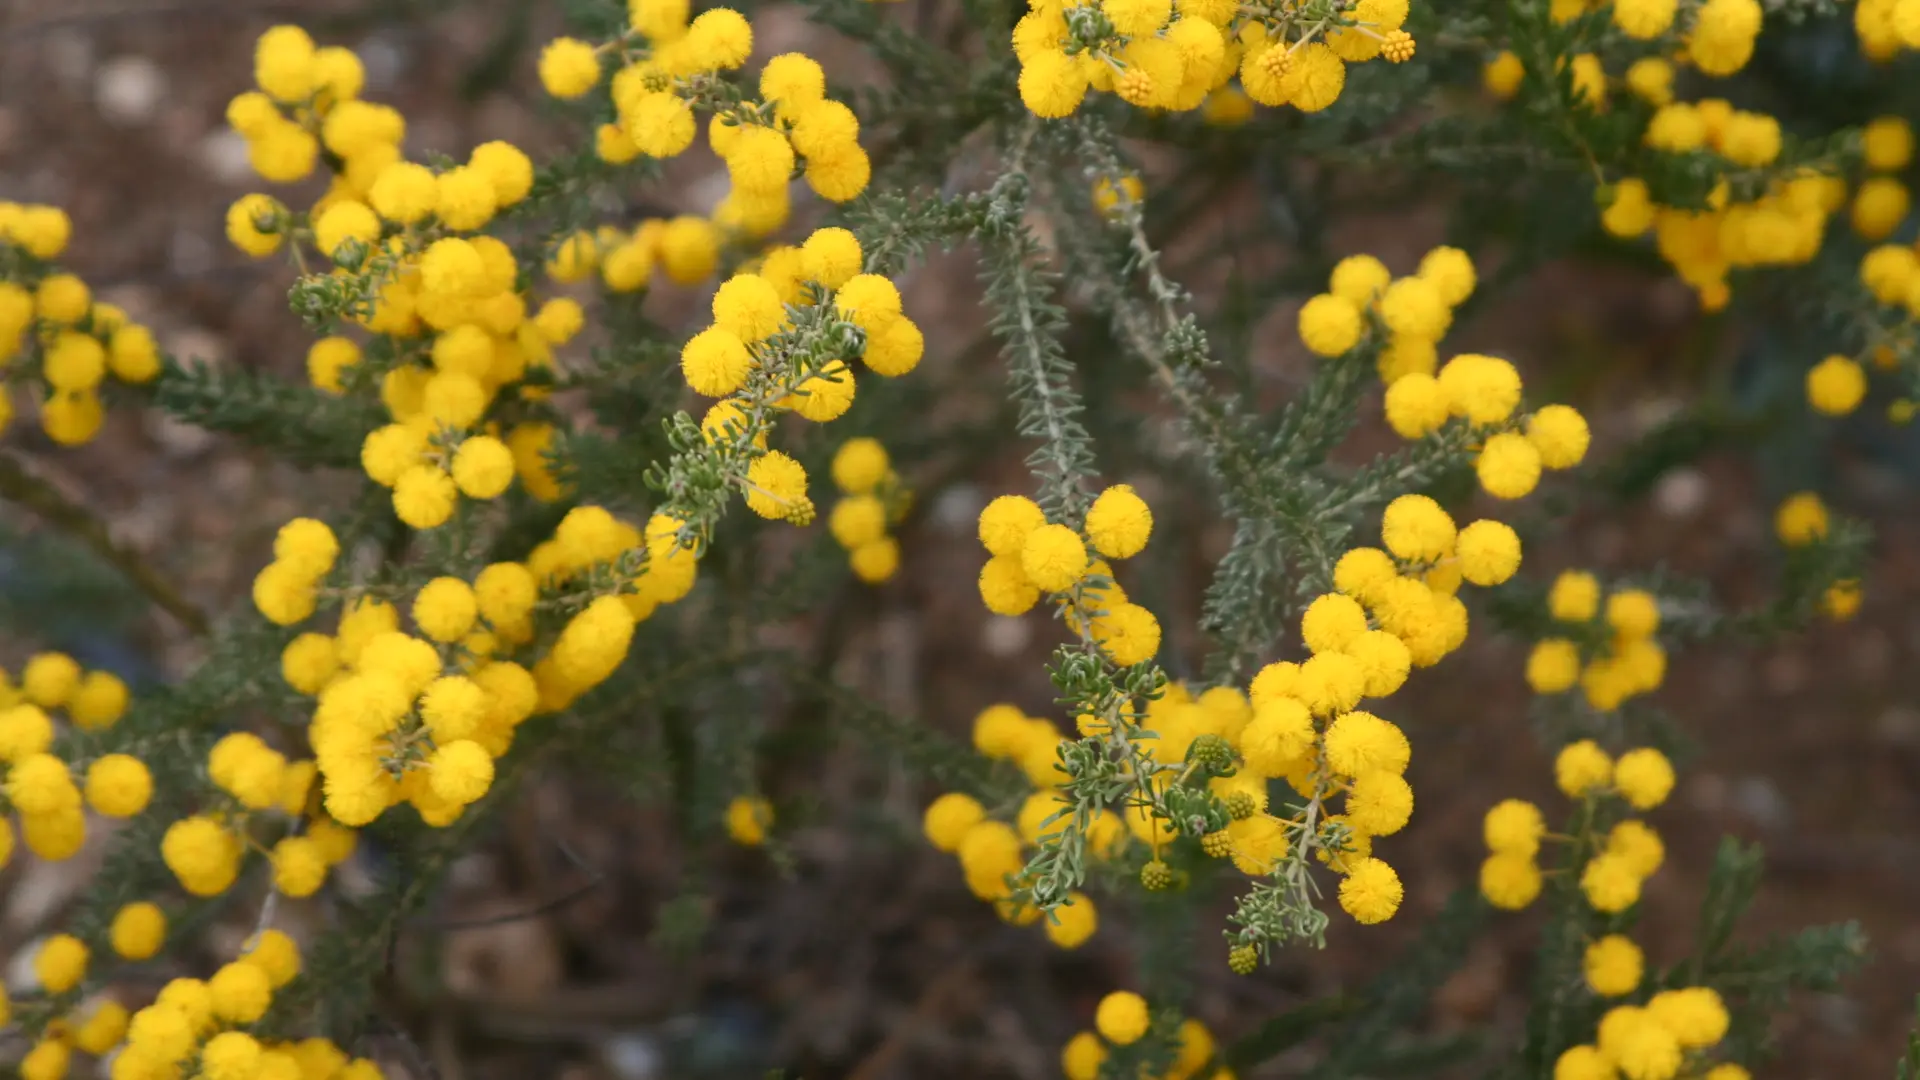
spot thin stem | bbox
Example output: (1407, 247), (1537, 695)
(0, 451), (211, 637)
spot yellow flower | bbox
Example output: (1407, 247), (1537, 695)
(1338, 856), (1403, 923)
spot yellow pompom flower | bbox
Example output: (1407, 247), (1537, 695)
(1338, 856), (1403, 923)
(34, 933), (89, 993)
(413, 577), (479, 642)
(1455, 519), (1521, 585)
(1646, 987), (1729, 1049)
(1381, 494), (1455, 562)
(1555, 739), (1613, 797)
(1483, 798), (1545, 857)
(1612, 747), (1675, 809)
(428, 739), (495, 806)
(254, 25), (317, 103)
(85, 753), (153, 817)
(1806, 354), (1867, 416)
(110, 901), (168, 960)
(1480, 852), (1543, 909)
(271, 836), (329, 897)
(1046, 892), (1099, 949)
(1864, 116), (1914, 171)
(713, 274), (788, 342)
(1580, 852), (1643, 913)
(1084, 485), (1153, 559)
(978, 495), (1046, 556)
(1020, 523), (1088, 593)
(1378, 276), (1450, 341)
(980, 555), (1041, 615)
(922, 792), (986, 851)
(681, 328), (753, 396)
(394, 465), (458, 530)
(1526, 638), (1581, 693)
(1438, 353), (1522, 425)
(1092, 602), (1162, 666)
(1019, 51), (1090, 118)
(686, 8), (755, 70)
(1384, 373), (1451, 437)
(744, 451), (811, 521)
(1526, 405), (1590, 468)
(539, 37), (602, 98)
(1605, 588), (1660, 637)
(210, 960), (274, 1024)
(1324, 710), (1410, 777)
(1417, 245), (1476, 306)
(1298, 293), (1364, 356)
(452, 435), (516, 499)
(1476, 432), (1542, 499)
(1094, 990), (1151, 1045)
(1584, 934), (1645, 996)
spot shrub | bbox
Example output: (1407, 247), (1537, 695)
(0, 0), (1904, 1074)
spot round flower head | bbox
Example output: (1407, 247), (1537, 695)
(1584, 935), (1644, 996)
(681, 328), (752, 396)
(828, 438), (888, 496)
(1438, 353), (1522, 426)
(1555, 739), (1613, 796)
(1384, 373), (1450, 438)
(1299, 293), (1363, 356)
(1806, 354), (1867, 416)
(1612, 747), (1675, 809)
(978, 495), (1046, 556)
(1455, 519), (1521, 585)
(922, 792), (986, 851)
(1084, 484), (1152, 559)
(1580, 852), (1643, 913)
(1417, 245), (1476, 306)
(1381, 494), (1455, 562)
(1329, 253), (1391, 305)
(1021, 524), (1088, 593)
(1480, 852), (1542, 909)
(1093, 990), (1151, 1045)
(1607, 819), (1666, 877)
(1338, 856), (1403, 923)
(1378, 276), (1450, 341)
(1020, 51), (1090, 118)
(1476, 432), (1542, 499)
(744, 451), (810, 521)
(1482, 798), (1545, 857)
(1526, 405), (1590, 468)
(539, 37), (601, 98)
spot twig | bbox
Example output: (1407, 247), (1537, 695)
(0, 450), (212, 637)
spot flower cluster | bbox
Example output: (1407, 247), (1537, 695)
(0, 654), (137, 866)
(1014, 0), (1414, 119)
(1489, 745), (1751, 1080)
(1523, 571), (1666, 712)
(1479, 740), (1674, 912)
(1297, 245), (1475, 382)
(976, 484), (1159, 666)
(542, 9), (869, 218)
(826, 438), (909, 584)
(924, 704), (1130, 946)
(1555, 989), (1746, 1080)
(1773, 492), (1861, 619)
(1309, 250), (1591, 502)
(225, 28), (587, 524)
(678, 228), (921, 527)
(1606, 98), (1841, 312)
(1059, 990), (1231, 1080)
(0, 202), (165, 445)
(1842, 211), (1920, 423)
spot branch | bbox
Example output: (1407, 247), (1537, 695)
(0, 451), (211, 636)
